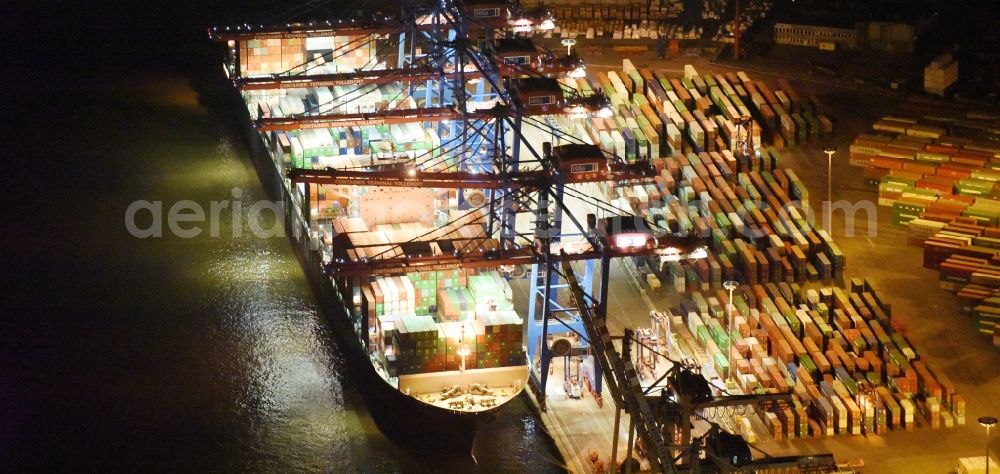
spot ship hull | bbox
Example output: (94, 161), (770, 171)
(223, 82), (502, 453)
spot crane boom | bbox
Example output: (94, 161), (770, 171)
(209, 22), (423, 41)
(330, 232), (703, 278)
(238, 66), (470, 90)
(562, 257), (678, 473)
(239, 64), (578, 90)
(257, 106), (461, 131)
(288, 166), (654, 188)
(646, 391), (791, 410)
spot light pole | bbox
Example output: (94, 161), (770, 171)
(981, 416), (998, 473)
(457, 323), (470, 391)
(823, 147), (836, 232)
(733, 0), (742, 61)
(723, 281), (739, 385)
(561, 38), (576, 56)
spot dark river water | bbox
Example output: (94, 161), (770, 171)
(3, 2), (564, 471)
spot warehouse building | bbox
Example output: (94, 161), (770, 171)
(773, 22), (861, 51)
(773, 21), (915, 53)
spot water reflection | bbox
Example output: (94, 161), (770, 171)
(9, 62), (563, 472)
(195, 136), (417, 472)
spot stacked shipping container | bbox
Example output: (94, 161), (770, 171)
(268, 122), (443, 170)
(677, 278), (965, 436)
(584, 135), (843, 291)
(850, 112), (1000, 226)
(528, 3), (691, 41)
(571, 62), (831, 164)
(851, 107), (1000, 346)
(239, 35), (375, 77)
(367, 269), (524, 376)
(924, 228), (1000, 343)
(854, 115), (1000, 228)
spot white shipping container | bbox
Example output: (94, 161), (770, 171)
(612, 130), (626, 159)
(900, 398), (915, 424)
(687, 120), (705, 149)
(576, 123), (595, 145)
(607, 71), (629, 98)
(305, 36), (334, 50)
(957, 456), (999, 474)
(279, 96), (304, 116)
(829, 395), (848, 433)
(622, 58), (638, 75)
(688, 312), (703, 334)
(314, 87), (334, 105)
(599, 130), (613, 151)
(634, 185), (649, 204)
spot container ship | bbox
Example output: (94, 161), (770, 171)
(206, 0), (639, 448)
(209, 1), (970, 469)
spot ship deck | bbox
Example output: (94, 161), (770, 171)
(414, 389), (519, 412)
(399, 365), (528, 413)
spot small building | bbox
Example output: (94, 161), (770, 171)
(924, 52), (959, 96)
(865, 22), (915, 54)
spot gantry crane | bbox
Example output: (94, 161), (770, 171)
(563, 268), (841, 473)
(534, 263), (846, 474)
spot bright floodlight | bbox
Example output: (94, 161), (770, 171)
(723, 281), (739, 291)
(687, 246), (708, 260)
(563, 104), (588, 119)
(823, 147), (836, 155)
(457, 344), (471, 357)
(658, 247), (682, 263)
(512, 18), (533, 33)
(614, 233), (648, 248)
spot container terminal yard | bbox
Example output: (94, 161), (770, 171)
(205, 1), (1000, 472)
